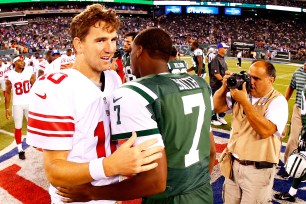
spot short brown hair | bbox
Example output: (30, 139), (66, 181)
(70, 4), (119, 47)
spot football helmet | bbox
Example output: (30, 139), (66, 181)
(285, 151), (306, 178)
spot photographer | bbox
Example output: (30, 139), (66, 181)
(214, 60), (288, 203)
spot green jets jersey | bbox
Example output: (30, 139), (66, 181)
(122, 53), (136, 81)
(168, 60), (188, 74)
(110, 73), (213, 202)
(192, 48), (206, 74)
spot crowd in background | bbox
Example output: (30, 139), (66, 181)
(0, 1), (305, 61)
(0, 0), (305, 13)
(210, 0), (306, 7)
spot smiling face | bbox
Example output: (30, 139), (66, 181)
(74, 21), (117, 74)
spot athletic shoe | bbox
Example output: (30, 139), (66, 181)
(217, 117), (228, 125)
(280, 172), (290, 179)
(274, 192), (296, 202)
(18, 151), (26, 160)
(211, 120), (222, 126)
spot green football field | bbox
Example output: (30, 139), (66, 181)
(0, 58), (302, 150)
(181, 56), (299, 141)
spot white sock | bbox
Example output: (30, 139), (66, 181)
(17, 144), (23, 152)
(288, 187), (297, 196)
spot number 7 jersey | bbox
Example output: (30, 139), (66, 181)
(110, 73), (213, 198)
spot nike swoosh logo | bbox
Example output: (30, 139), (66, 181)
(113, 97), (122, 103)
(35, 93), (47, 99)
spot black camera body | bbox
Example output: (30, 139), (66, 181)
(113, 48), (124, 58)
(226, 71), (251, 92)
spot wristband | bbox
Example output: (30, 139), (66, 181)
(89, 158), (107, 180)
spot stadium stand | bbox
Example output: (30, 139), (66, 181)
(0, 1), (305, 61)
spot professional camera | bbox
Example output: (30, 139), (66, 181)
(226, 71), (251, 92)
(112, 48), (123, 58)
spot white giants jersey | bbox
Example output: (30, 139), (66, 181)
(61, 54), (75, 65)
(103, 70), (122, 95)
(45, 57), (61, 74)
(27, 69), (119, 204)
(0, 64), (6, 80)
(36, 59), (50, 76)
(6, 67), (34, 105)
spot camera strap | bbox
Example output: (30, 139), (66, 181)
(256, 88), (274, 106)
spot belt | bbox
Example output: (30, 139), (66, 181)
(232, 157), (275, 169)
(233, 157), (255, 166)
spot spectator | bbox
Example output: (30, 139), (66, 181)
(209, 42), (229, 126)
(281, 62), (306, 178)
(274, 85), (306, 202)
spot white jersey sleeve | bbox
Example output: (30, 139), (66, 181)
(46, 57), (61, 74)
(61, 55), (75, 65)
(265, 95), (288, 137)
(110, 82), (164, 147)
(194, 48), (203, 56)
(103, 70), (122, 94)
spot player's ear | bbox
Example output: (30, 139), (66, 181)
(137, 45), (143, 58)
(73, 37), (82, 54)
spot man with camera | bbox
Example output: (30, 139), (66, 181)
(214, 60), (288, 203)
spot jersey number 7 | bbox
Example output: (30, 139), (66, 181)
(182, 93), (206, 167)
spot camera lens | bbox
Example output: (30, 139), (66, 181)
(227, 76), (237, 89)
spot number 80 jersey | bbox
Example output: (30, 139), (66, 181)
(110, 73), (213, 198)
(6, 67), (34, 105)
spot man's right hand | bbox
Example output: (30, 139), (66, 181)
(104, 132), (163, 177)
(6, 109), (11, 120)
(222, 71), (232, 88)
